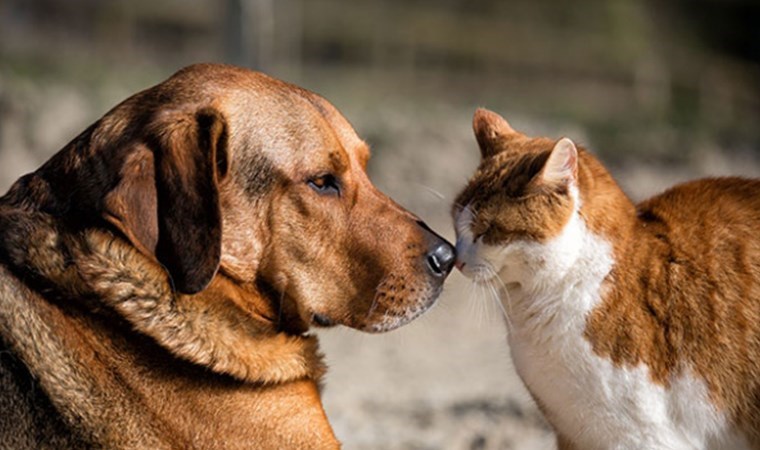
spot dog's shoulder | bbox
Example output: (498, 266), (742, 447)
(0, 263), (90, 449)
(0, 333), (90, 449)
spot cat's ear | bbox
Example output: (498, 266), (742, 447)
(473, 108), (514, 159)
(539, 137), (578, 186)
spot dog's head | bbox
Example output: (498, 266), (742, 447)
(41, 64), (454, 333)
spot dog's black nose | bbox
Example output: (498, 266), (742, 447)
(426, 242), (456, 277)
(416, 220), (456, 278)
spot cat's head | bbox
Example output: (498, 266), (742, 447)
(452, 108), (583, 285)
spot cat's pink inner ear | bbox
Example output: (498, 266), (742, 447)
(541, 137), (578, 185)
(473, 108), (514, 158)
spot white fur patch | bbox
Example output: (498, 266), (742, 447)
(454, 201), (750, 449)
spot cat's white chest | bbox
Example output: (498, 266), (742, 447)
(497, 216), (747, 449)
(508, 309), (747, 449)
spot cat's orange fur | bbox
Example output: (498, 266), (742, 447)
(454, 108), (760, 448)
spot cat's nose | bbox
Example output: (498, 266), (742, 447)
(426, 242), (456, 277)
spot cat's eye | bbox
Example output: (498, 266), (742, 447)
(308, 174), (341, 197)
(474, 226), (491, 242)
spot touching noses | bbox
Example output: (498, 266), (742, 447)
(417, 221), (456, 277)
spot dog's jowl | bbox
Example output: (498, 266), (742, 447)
(0, 64), (455, 449)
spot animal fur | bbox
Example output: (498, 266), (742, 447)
(0, 63), (453, 448)
(454, 108), (760, 449)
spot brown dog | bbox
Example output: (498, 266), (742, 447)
(0, 64), (454, 448)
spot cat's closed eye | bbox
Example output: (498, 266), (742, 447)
(473, 226), (491, 242)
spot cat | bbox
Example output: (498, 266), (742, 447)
(452, 108), (760, 450)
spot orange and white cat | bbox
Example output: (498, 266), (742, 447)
(453, 108), (760, 449)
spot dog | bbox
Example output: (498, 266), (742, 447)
(0, 63), (455, 449)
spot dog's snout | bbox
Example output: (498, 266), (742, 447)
(415, 220), (456, 277)
(426, 242), (456, 277)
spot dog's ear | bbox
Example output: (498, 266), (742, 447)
(103, 108), (229, 294)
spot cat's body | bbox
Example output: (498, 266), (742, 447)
(453, 109), (760, 449)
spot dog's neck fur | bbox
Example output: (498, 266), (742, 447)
(0, 175), (324, 386)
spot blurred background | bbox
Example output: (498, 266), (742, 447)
(1, 1), (759, 448)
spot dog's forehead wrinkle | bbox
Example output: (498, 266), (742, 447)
(233, 147), (282, 198)
(226, 123), (314, 195)
(299, 90), (364, 148)
(294, 93), (369, 169)
(327, 150), (350, 174)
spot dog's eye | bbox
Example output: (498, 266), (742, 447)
(308, 174), (341, 196)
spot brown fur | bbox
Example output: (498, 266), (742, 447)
(585, 177), (760, 445)
(0, 64), (453, 448)
(455, 108), (760, 448)
(455, 111), (576, 244)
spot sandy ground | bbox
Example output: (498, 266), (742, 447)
(318, 269), (555, 450)
(1, 74), (758, 450)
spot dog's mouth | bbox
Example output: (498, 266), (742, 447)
(367, 289), (442, 333)
(306, 280), (444, 333)
(356, 280), (444, 333)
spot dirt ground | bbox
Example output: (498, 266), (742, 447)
(318, 269), (555, 450)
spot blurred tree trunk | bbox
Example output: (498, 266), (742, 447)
(274, 0), (302, 75)
(224, 0), (275, 71)
(224, 0), (246, 66)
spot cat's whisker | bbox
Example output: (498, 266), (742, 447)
(478, 278), (493, 320)
(464, 204), (478, 219)
(493, 275), (514, 321)
(476, 265), (501, 326)
(464, 278), (477, 316)
(465, 277), (485, 325)
(475, 269), (492, 326)
(466, 263), (514, 331)
(475, 280), (490, 326)
(454, 204), (478, 241)
(482, 278), (496, 318)
(482, 262), (514, 322)
(414, 183), (446, 201)
(487, 278), (512, 332)
(453, 202), (477, 218)
(451, 200), (471, 211)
